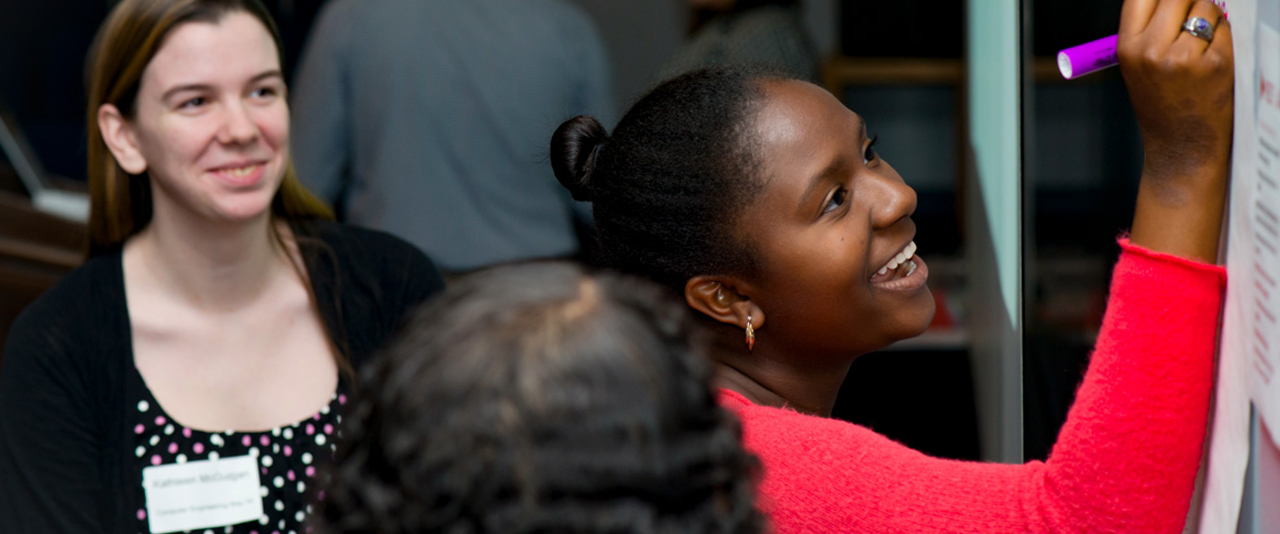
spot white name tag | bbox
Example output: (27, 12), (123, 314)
(142, 454), (264, 534)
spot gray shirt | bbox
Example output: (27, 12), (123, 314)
(661, 5), (819, 83)
(292, 0), (614, 272)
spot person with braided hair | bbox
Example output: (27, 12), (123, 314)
(315, 262), (763, 534)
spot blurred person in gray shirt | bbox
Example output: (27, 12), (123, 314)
(662, 0), (818, 83)
(292, 0), (614, 274)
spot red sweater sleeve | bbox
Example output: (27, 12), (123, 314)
(721, 240), (1225, 534)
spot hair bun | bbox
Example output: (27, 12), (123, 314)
(551, 115), (609, 202)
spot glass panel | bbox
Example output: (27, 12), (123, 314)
(966, 0), (1024, 463)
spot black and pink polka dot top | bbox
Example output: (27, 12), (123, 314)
(130, 377), (345, 534)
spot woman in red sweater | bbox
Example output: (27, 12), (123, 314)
(550, 0), (1232, 531)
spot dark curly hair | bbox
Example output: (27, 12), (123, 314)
(551, 66), (797, 290)
(314, 262), (763, 534)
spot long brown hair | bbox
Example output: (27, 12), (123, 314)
(85, 0), (333, 258)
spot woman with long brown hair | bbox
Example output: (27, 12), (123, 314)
(0, 1), (442, 532)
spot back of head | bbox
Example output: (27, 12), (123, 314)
(550, 65), (796, 290)
(317, 262), (762, 534)
(85, 0), (330, 256)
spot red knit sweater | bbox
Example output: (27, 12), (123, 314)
(719, 240), (1225, 533)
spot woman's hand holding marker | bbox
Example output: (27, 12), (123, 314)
(1119, 0), (1234, 263)
(1058, 0), (1228, 80)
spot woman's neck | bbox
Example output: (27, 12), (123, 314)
(706, 323), (854, 417)
(129, 206), (292, 313)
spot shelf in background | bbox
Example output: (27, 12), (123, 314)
(823, 57), (963, 89)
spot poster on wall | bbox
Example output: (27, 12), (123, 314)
(1199, 0), (1280, 532)
(1249, 0), (1280, 431)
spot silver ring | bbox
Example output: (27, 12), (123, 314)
(1182, 16), (1215, 42)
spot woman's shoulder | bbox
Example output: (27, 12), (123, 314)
(14, 252), (123, 332)
(3, 252), (126, 373)
(298, 220), (444, 309)
(307, 221), (432, 266)
(721, 390), (874, 441)
(292, 220), (443, 365)
(719, 389), (921, 462)
(717, 389), (951, 515)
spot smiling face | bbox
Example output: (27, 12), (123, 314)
(118, 11), (288, 226)
(735, 80), (935, 357)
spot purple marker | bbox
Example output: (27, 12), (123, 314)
(1060, 1), (1228, 80)
(1058, 35), (1119, 80)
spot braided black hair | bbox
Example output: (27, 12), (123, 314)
(552, 66), (797, 290)
(315, 262), (763, 534)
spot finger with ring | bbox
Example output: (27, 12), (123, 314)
(1182, 16), (1215, 41)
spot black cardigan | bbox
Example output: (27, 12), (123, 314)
(0, 221), (443, 533)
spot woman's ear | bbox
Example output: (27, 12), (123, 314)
(685, 275), (765, 331)
(98, 104), (148, 175)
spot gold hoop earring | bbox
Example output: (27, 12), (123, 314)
(745, 314), (755, 352)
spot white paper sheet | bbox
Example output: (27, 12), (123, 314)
(1199, 1), (1267, 532)
(1250, 16), (1280, 433)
